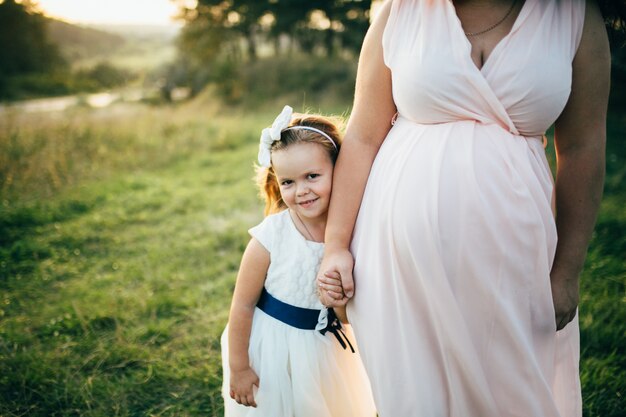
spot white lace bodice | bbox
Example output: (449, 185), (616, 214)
(249, 210), (325, 309)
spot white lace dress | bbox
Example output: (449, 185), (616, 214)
(221, 210), (376, 417)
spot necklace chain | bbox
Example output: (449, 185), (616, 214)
(463, 0), (518, 37)
(293, 210), (320, 242)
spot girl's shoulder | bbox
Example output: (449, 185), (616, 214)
(252, 209), (290, 231)
(248, 210), (291, 253)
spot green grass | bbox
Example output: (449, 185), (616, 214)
(0, 93), (624, 416)
(0, 99), (352, 416)
(576, 101), (626, 415)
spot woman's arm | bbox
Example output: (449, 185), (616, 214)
(552, 0), (610, 330)
(319, 0), (397, 306)
(228, 238), (269, 407)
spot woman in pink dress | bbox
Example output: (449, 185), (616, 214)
(318, 1), (610, 416)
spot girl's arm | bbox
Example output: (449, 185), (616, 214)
(318, 271), (348, 323)
(552, 0), (610, 330)
(334, 306), (349, 324)
(228, 238), (269, 407)
(318, 0), (396, 305)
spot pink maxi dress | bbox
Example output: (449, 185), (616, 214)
(348, 0), (585, 416)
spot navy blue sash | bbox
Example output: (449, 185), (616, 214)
(256, 288), (355, 353)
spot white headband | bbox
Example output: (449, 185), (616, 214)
(283, 126), (338, 150)
(257, 105), (338, 168)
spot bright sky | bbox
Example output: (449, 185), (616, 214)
(35, 0), (191, 26)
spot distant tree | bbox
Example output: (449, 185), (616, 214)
(177, 0), (234, 66)
(169, 0), (372, 98)
(332, 0), (372, 54)
(0, 0), (67, 99)
(0, 0), (65, 77)
(301, 0), (371, 55)
(231, 1), (271, 60)
(76, 63), (133, 89)
(177, 0), (270, 63)
(175, 0), (371, 61)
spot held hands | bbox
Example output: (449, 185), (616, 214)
(317, 247), (355, 307)
(229, 366), (259, 407)
(551, 270), (580, 331)
(318, 270), (346, 307)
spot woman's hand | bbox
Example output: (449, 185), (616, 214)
(318, 270), (344, 301)
(317, 247), (355, 307)
(550, 0), (607, 331)
(551, 270), (579, 331)
(229, 366), (259, 407)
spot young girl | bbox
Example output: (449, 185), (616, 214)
(221, 106), (376, 417)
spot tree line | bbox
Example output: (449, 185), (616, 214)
(2, 0), (624, 102)
(165, 0), (626, 102)
(176, 0), (372, 62)
(0, 0), (133, 100)
(159, 0), (372, 101)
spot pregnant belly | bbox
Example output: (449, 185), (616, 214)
(357, 118), (557, 290)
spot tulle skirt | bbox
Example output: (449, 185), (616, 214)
(221, 308), (376, 417)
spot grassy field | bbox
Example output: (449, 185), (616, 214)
(0, 92), (624, 416)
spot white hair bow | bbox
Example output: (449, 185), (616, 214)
(258, 105), (293, 167)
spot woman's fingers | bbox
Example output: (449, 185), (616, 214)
(246, 393), (257, 408)
(325, 288), (344, 299)
(324, 270), (341, 280)
(319, 279), (343, 292)
(320, 272), (342, 287)
(232, 382), (258, 407)
(324, 291), (349, 306)
(318, 271), (344, 297)
(234, 393), (256, 407)
(319, 287), (348, 307)
(556, 309), (577, 331)
(319, 268), (353, 304)
(338, 268), (355, 298)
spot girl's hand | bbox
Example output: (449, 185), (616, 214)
(551, 270), (579, 331)
(317, 247), (354, 307)
(229, 367), (259, 407)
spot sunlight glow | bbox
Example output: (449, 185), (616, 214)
(35, 0), (184, 25)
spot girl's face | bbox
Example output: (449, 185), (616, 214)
(272, 142), (334, 223)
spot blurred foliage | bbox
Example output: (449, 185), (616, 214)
(74, 63), (135, 90)
(0, 0), (137, 100)
(167, 0), (626, 104)
(0, 0), (65, 77)
(176, 0), (371, 60)
(0, 0), (66, 99)
(158, 53), (357, 107)
(1, 67), (136, 101)
(163, 0), (370, 101)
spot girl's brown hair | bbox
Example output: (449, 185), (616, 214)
(256, 113), (343, 215)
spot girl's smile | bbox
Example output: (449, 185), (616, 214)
(298, 197), (319, 208)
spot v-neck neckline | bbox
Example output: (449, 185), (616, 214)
(287, 210), (324, 245)
(448, 0), (531, 73)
